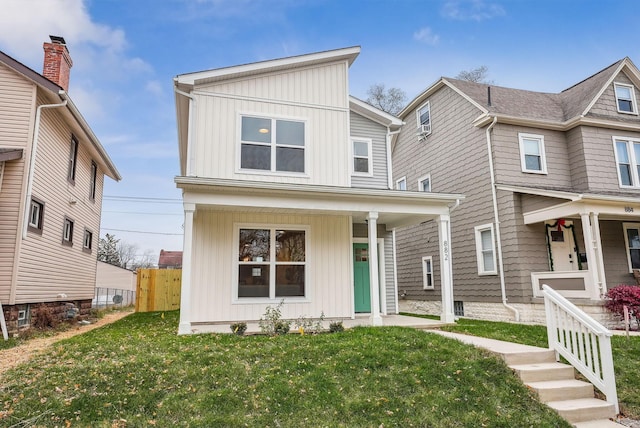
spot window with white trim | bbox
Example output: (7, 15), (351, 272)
(623, 223), (640, 272)
(614, 137), (640, 187)
(396, 176), (407, 190)
(614, 83), (637, 114)
(475, 224), (497, 275)
(351, 138), (372, 175)
(83, 229), (93, 253)
(237, 226), (307, 299)
(28, 198), (44, 234)
(240, 115), (305, 173)
(418, 174), (431, 192)
(68, 135), (78, 184)
(422, 256), (434, 290)
(17, 305), (30, 327)
(416, 101), (431, 135)
(518, 133), (547, 174)
(62, 217), (74, 246)
(89, 161), (97, 201)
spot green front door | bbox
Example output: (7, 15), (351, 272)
(353, 243), (371, 313)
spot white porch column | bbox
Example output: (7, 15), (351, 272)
(591, 213), (607, 297)
(580, 212), (601, 300)
(438, 214), (455, 323)
(367, 212), (382, 326)
(178, 203), (195, 335)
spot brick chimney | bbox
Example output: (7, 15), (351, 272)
(42, 35), (73, 91)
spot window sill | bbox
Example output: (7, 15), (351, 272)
(62, 240), (73, 247)
(521, 170), (548, 175)
(232, 297), (310, 305)
(236, 169), (310, 179)
(617, 110), (638, 115)
(477, 271), (497, 276)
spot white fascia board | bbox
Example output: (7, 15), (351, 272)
(349, 96), (403, 128)
(175, 46), (361, 86)
(495, 184), (581, 201)
(522, 201), (583, 225)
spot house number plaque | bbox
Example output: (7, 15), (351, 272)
(624, 206), (634, 213)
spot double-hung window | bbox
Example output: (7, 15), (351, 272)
(62, 217), (74, 246)
(240, 115), (305, 174)
(418, 174), (431, 192)
(475, 224), (497, 275)
(89, 161), (97, 201)
(83, 229), (93, 253)
(416, 101), (431, 136)
(518, 133), (547, 174)
(614, 137), (640, 187)
(422, 256), (434, 290)
(28, 198), (44, 234)
(396, 176), (407, 190)
(352, 138), (372, 175)
(68, 136), (78, 184)
(237, 226), (307, 299)
(623, 223), (640, 272)
(614, 83), (637, 114)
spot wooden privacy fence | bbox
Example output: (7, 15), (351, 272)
(136, 269), (182, 312)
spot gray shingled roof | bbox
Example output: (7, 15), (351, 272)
(444, 58), (625, 123)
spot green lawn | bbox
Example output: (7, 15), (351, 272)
(440, 317), (640, 419)
(0, 311), (569, 427)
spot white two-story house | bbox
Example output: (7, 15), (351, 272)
(173, 47), (462, 333)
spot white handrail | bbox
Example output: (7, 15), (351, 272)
(542, 284), (618, 414)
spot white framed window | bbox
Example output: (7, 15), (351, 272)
(518, 133), (547, 174)
(17, 305), (30, 328)
(239, 114), (306, 174)
(62, 217), (74, 246)
(416, 101), (431, 136)
(418, 174), (431, 192)
(396, 176), (407, 190)
(351, 138), (372, 176)
(613, 137), (640, 188)
(68, 135), (78, 184)
(622, 223), (640, 273)
(235, 225), (308, 300)
(614, 83), (638, 114)
(83, 229), (93, 253)
(474, 223), (497, 275)
(89, 161), (97, 201)
(422, 256), (434, 290)
(28, 198), (44, 234)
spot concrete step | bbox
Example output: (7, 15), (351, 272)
(526, 379), (594, 402)
(500, 349), (557, 365)
(547, 398), (616, 424)
(573, 419), (622, 427)
(509, 362), (575, 383)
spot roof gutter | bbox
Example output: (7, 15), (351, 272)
(485, 116), (520, 322)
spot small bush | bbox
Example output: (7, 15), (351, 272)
(31, 305), (59, 330)
(259, 300), (291, 336)
(274, 320), (291, 335)
(604, 285), (640, 328)
(230, 322), (247, 335)
(329, 321), (344, 333)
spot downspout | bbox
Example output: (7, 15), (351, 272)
(174, 87), (196, 176)
(23, 99), (68, 239)
(485, 116), (520, 321)
(386, 127), (402, 189)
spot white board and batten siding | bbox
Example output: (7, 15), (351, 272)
(0, 62), (34, 303)
(350, 111), (390, 190)
(189, 211), (353, 323)
(15, 97), (104, 304)
(191, 61), (351, 187)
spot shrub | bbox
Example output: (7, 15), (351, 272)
(230, 322), (247, 335)
(31, 305), (59, 330)
(604, 285), (640, 328)
(329, 321), (344, 333)
(259, 300), (290, 336)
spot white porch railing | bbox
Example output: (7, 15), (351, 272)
(542, 284), (618, 414)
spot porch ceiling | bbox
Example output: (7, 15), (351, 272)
(175, 176), (463, 230)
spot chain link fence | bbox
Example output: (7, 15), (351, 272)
(92, 287), (136, 309)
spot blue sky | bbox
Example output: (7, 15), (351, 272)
(1, 0), (639, 262)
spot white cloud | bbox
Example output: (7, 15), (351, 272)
(413, 27), (440, 46)
(145, 80), (164, 96)
(442, 0), (506, 21)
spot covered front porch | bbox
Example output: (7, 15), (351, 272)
(501, 185), (640, 300)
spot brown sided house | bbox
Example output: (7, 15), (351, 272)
(392, 57), (640, 326)
(0, 37), (120, 332)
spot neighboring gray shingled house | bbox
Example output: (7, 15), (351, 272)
(392, 57), (640, 325)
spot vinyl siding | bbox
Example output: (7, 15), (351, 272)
(192, 61), (350, 186)
(601, 220), (637, 286)
(189, 211), (352, 323)
(349, 111), (389, 189)
(0, 63), (34, 303)
(567, 127), (589, 191)
(15, 95), (103, 303)
(393, 85), (501, 302)
(96, 261), (137, 292)
(587, 72), (640, 121)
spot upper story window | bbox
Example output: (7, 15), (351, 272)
(89, 161), (97, 201)
(62, 217), (74, 246)
(518, 133), (547, 174)
(614, 137), (640, 187)
(68, 135), (78, 184)
(416, 101), (431, 136)
(418, 174), (431, 192)
(614, 83), (638, 114)
(396, 176), (407, 190)
(351, 138), (372, 176)
(83, 229), (93, 253)
(240, 115), (305, 174)
(475, 223), (497, 275)
(28, 198), (44, 235)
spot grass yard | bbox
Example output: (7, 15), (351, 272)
(0, 311), (569, 427)
(440, 317), (640, 419)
